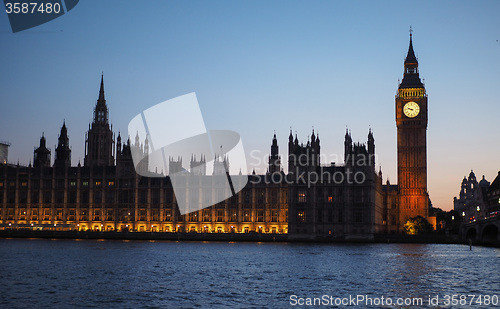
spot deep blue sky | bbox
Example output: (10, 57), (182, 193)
(1, 1), (499, 210)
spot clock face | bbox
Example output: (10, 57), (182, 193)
(403, 101), (420, 118)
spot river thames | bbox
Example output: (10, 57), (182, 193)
(0, 239), (499, 308)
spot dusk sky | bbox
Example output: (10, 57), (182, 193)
(1, 1), (499, 211)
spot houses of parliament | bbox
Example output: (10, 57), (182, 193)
(0, 34), (431, 239)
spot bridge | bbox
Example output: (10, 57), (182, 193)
(461, 215), (500, 246)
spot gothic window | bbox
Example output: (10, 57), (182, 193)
(68, 209), (76, 221)
(297, 211), (305, 223)
(189, 212), (198, 222)
(139, 209), (146, 221)
(271, 210), (278, 222)
(56, 209), (63, 220)
(298, 190), (306, 203)
(229, 210), (237, 222)
(31, 209), (38, 220)
(80, 209), (88, 221)
(243, 210), (251, 222)
(203, 210), (210, 222)
(151, 209), (159, 221)
(93, 209), (101, 221)
(43, 208), (51, 220)
(106, 210), (113, 221)
(257, 210), (264, 222)
(164, 209), (172, 222)
(19, 209), (26, 220)
(216, 210), (224, 222)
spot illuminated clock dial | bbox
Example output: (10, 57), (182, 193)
(403, 101), (420, 118)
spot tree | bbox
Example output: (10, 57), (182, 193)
(403, 216), (433, 235)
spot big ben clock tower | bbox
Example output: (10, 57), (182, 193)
(396, 30), (429, 229)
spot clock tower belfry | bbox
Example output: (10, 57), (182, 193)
(396, 30), (429, 229)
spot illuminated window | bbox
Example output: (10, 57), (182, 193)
(107, 210), (113, 221)
(139, 209), (146, 221)
(328, 196), (333, 202)
(56, 209), (63, 220)
(165, 210), (172, 222)
(95, 181), (101, 186)
(271, 210), (278, 222)
(298, 190), (306, 202)
(70, 181), (76, 187)
(230, 210), (237, 222)
(216, 210), (224, 222)
(43, 209), (51, 220)
(21, 182), (27, 187)
(83, 181), (88, 186)
(243, 210), (251, 222)
(203, 210), (210, 222)
(80, 210), (88, 221)
(189, 212), (198, 222)
(93, 209), (101, 221)
(108, 181), (114, 186)
(297, 211), (305, 223)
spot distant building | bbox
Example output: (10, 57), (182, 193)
(0, 142), (9, 164)
(486, 171), (500, 214)
(454, 170), (490, 222)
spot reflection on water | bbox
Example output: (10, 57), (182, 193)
(0, 239), (498, 308)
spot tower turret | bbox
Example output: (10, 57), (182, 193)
(269, 133), (281, 174)
(54, 121), (71, 168)
(84, 74), (115, 167)
(34, 134), (51, 168)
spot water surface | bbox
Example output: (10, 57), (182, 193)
(1, 239), (498, 308)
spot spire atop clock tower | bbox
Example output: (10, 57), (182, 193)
(400, 30), (424, 89)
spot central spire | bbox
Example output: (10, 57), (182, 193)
(93, 74), (109, 124)
(98, 73), (106, 105)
